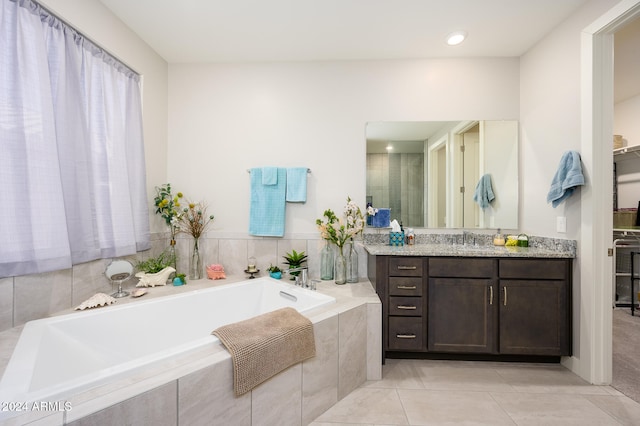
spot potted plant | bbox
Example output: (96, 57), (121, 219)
(267, 264), (282, 279)
(173, 273), (187, 286)
(135, 250), (177, 287)
(282, 249), (308, 280)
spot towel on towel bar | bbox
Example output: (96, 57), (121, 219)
(286, 167), (308, 202)
(547, 151), (585, 208)
(249, 168), (286, 236)
(212, 307), (316, 396)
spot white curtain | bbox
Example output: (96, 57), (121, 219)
(0, 0), (150, 278)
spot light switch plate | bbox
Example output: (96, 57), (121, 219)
(557, 216), (567, 233)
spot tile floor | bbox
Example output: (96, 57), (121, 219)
(311, 359), (640, 425)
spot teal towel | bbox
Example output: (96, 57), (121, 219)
(286, 167), (307, 202)
(473, 174), (495, 209)
(262, 167), (278, 185)
(547, 151), (585, 208)
(249, 168), (286, 237)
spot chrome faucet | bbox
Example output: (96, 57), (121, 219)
(283, 267), (308, 288)
(463, 231), (476, 246)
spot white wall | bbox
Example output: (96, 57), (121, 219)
(168, 59), (519, 235)
(520, 0), (622, 382)
(615, 94), (640, 147)
(39, 0), (169, 233)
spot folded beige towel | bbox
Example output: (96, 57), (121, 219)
(212, 307), (316, 396)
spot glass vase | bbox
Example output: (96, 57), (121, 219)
(189, 237), (202, 280)
(346, 240), (358, 283)
(334, 246), (346, 285)
(169, 238), (177, 272)
(320, 240), (334, 280)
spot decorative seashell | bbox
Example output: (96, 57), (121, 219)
(135, 266), (176, 288)
(75, 293), (117, 311)
(131, 288), (147, 298)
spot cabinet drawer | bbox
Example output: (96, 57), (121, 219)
(429, 258), (495, 278)
(388, 317), (423, 350)
(389, 296), (423, 316)
(499, 259), (567, 280)
(389, 277), (423, 296)
(389, 257), (423, 277)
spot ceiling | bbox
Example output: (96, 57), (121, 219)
(97, 0), (590, 63)
(97, 0), (639, 103)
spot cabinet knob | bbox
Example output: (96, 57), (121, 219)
(396, 334), (417, 339)
(397, 305), (417, 310)
(397, 285), (417, 290)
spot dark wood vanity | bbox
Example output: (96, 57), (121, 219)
(367, 250), (572, 361)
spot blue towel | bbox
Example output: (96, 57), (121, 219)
(249, 168), (286, 236)
(286, 167), (307, 202)
(547, 151), (585, 208)
(262, 167), (278, 185)
(473, 174), (495, 209)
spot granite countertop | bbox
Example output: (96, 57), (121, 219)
(364, 243), (575, 258)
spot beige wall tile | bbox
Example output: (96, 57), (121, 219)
(178, 357), (251, 426)
(14, 269), (72, 326)
(302, 315), (339, 425)
(252, 363), (302, 426)
(0, 277), (14, 332)
(338, 304), (367, 399)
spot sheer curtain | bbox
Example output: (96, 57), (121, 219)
(0, 0), (150, 278)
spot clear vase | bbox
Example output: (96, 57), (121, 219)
(168, 238), (177, 272)
(334, 246), (346, 285)
(320, 240), (334, 280)
(189, 238), (202, 280)
(346, 240), (358, 283)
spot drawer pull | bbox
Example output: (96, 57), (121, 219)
(396, 334), (417, 339)
(397, 265), (417, 270)
(397, 305), (417, 310)
(397, 285), (417, 290)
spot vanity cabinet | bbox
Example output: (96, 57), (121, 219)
(498, 259), (570, 356)
(386, 257), (427, 351)
(370, 254), (572, 360)
(428, 258), (497, 354)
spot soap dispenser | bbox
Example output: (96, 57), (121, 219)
(493, 229), (505, 246)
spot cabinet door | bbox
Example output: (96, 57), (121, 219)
(499, 280), (568, 356)
(428, 278), (497, 354)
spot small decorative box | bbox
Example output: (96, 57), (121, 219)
(371, 208), (391, 228)
(389, 232), (405, 246)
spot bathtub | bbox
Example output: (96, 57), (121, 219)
(0, 277), (335, 410)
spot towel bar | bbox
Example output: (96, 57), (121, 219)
(247, 168), (310, 173)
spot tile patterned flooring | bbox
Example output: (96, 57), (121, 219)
(311, 359), (640, 425)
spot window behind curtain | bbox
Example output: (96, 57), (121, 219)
(0, 0), (150, 278)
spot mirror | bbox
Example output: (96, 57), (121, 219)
(366, 120), (518, 229)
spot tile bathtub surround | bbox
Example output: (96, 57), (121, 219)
(1, 277), (381, 425)
(0, 232), (371, 331)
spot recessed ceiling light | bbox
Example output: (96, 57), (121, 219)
(446, 31), (467, 46)
(386, 144), (393, 151)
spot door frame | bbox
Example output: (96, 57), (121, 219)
(578, 0), (640, 384)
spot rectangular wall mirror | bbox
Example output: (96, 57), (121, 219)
(366, 120), (518, 229)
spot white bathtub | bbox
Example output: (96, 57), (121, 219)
(0, 277), (335, 409)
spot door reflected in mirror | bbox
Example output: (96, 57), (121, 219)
(366, 120), (518, 229)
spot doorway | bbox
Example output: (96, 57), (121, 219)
(581, 0), (640, 386)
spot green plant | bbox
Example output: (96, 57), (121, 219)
(267, 264), (282, 273)
(175, 273), (186, 284)
(135, 250), (176, 274)
(283, 250), (308, 280)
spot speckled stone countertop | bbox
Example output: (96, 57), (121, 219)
(364, 244), (574, 258)
(363, 231), (576, 258)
